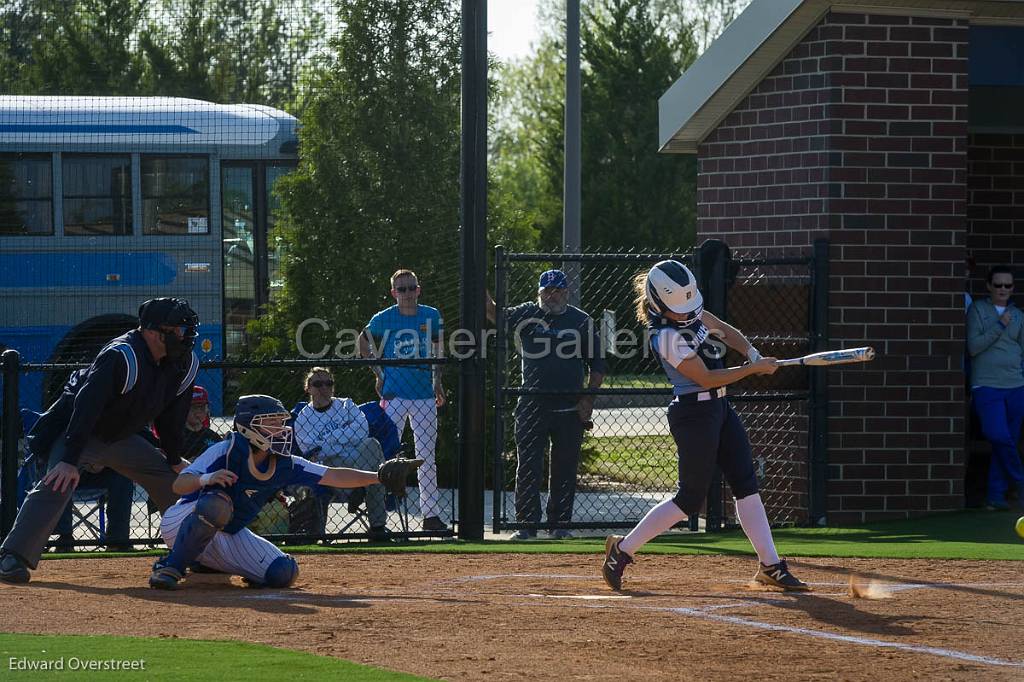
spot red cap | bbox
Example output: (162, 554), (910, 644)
(191, 385), (209, 405)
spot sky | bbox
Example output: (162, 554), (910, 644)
(488, 0), (542, 62)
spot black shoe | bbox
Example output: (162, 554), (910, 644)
(368, 525), (393, 542)
(601, 535), (633, 591)
(755, 559), (810, 591)
(422, 516), (449, 532)
(0, 552), (30, 584)
(149, 565), (183, 590)
(188, 562), (223, 574)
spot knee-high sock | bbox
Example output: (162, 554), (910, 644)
(734, 493), (779, 566)
(618, 499), (687, 557)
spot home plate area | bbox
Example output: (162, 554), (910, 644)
(2, 553), (1021, 680)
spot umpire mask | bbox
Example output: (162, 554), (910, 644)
(139, 297), (200, 359)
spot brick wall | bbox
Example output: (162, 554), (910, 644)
(967, 133), (1024, 298)
(697, 11), (969, 523)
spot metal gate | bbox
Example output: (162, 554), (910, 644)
(491, 239), (829, 534)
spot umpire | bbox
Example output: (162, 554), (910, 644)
(0, 298), (200, 584)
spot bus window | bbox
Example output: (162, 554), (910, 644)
(62, 155), (132, 236)
(222, 165), (256, 357)
(0, 153), (53, 236)
(142, 156), (209, 235)
(265, 164), (293, 301)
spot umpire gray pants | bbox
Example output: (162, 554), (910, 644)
(514, 400), (585, 526)
(1, 433), (179, 568)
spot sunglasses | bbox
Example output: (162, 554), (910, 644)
(310, 379), (334, 388)
(992, 282), (1014, 289)
(394, 285), (419, 293)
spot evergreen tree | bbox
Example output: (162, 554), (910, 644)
(251, 0), (463, 366)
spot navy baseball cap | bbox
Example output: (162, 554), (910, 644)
(538, 269), (568, 289)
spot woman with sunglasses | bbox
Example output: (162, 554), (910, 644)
(601, 260), (809, 592)
(966, 265), (1024, 511)
(292, 367), (389, 539)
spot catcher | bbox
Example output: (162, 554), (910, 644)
(149, 394), (422, 590)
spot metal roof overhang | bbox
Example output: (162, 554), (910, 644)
(658, 0), (1024, 154)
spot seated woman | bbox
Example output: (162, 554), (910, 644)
(292, 367), (388, 539)
(149, 394), (419, 590)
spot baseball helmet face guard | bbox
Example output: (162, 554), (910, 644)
(645, 260), (704, 329)
(234, 395), (293, 457)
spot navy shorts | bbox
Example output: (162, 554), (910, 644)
(667, 395), (759, 516)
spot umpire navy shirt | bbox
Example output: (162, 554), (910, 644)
(35, 330), (198, 467)
(506, 302), (606, 408)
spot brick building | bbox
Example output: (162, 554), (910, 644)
(659, 0), (1024, 523)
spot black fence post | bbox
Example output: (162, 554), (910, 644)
(1, 349), (21, 541)
(693, 239), (731, 532)
(458, 0), (487, 540)
(492, 245), (507, 533)
(808, 239), (830, 526)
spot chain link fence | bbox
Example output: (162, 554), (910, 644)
(2, 356), (457, 551)
(492, 241), (828, 534)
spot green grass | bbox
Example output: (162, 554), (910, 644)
(579, 434), (676, 487)
(601, 373), (665, 389)
(0, 633), (434, 681)
(43, 511), (1024, 563)
(190, 509), (1024, 562)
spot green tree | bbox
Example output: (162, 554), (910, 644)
(251, 0), (463, 366)
(10, 0), (148, 95)
(140, 0), (324, 111)
(492, 0), (750, 253)
(580, 0), (697, 250)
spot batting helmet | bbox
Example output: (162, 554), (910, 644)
(234, 394), (293, 456)
(644, 260), (704, 328)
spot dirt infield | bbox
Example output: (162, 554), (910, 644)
(2, 553), (1022, 680)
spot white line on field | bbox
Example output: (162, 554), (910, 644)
(454, 574), (593, 581)
(578, 603), (1024, 669)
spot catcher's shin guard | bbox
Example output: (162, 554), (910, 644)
(164, 493), (232, 573)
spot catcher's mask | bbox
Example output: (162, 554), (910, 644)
(234, 394), (293, 457)
(645, 260), (704, 329)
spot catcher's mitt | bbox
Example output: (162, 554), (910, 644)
(377, 456), (424, 497)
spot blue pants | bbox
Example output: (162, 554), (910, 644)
(514, 400), (585, 525)
(972, 386), (1024, 505)
(668, 396), (759, 516)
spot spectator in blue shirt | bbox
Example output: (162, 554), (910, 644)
(359, 269), (447, 532)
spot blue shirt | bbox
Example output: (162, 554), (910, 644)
(366, 304), (443, 400)
(180, 433), (327, 534)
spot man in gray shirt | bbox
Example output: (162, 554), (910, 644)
(487, 270), (606, 539)
(966, 265), (1024, 510)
